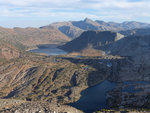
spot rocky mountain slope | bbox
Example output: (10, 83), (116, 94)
(0, 26), (70, 49)
(41, 18), (150, 39)
(59, 31), (124, 53)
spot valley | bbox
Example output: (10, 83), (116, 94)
(1, 18), (150, 113)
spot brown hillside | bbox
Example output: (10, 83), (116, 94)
(0, 26), (70, 49)
(0, 40), (20, 60)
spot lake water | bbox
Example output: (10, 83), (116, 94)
(30, 44), (67, 56)
(69, 80), (116, 113)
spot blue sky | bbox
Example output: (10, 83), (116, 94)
(0, 0), (150, 28)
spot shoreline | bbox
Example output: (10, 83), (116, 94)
(26, 44), (68, 56)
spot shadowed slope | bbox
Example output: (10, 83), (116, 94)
(59, 31), (124, 52)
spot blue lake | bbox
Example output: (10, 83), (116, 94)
(69, 80), (116, 113)
(69, 80), (150, 113)
(30, 44), (67, 56)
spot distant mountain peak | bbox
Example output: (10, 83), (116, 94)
(84, 18), (93, 23)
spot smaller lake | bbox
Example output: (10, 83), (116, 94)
(30, 44), (68, 56)
(69, 80), (116, 113)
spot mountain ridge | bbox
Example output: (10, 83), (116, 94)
(41, 18), (150, 39)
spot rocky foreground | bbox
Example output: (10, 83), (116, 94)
(1, 99), (149, 113)
(0, 99), (82, 113)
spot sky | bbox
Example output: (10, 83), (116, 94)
(0, 0), (150, 28)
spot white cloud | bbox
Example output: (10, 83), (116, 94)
(0, 0), (150, 27)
